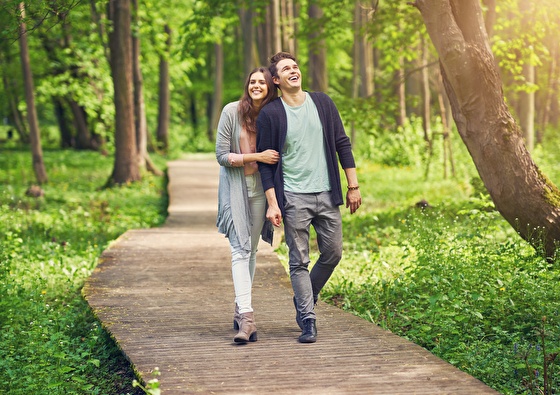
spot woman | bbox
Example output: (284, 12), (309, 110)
(215, 67), (279, 344)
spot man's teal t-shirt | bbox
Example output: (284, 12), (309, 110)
(281, 92), (331, 193)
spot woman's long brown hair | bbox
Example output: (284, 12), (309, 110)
(238, 67), (278, 134)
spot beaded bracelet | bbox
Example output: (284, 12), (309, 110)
(347, 185), (359, 191)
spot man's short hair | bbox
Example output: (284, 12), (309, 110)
(269, 52), (297, 79)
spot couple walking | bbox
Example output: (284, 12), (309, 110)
(216, 51), (362, 344)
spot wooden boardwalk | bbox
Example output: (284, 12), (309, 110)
(83, 155), (499, 394)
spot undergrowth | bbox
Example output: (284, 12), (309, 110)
(315, 163), (560, 394)
(0, 148), (167, 395)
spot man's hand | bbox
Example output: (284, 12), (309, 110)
(266, 205), (283, 227)
(346, 189), (362, 214)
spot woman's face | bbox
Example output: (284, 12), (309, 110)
(248, 71), (269, 105)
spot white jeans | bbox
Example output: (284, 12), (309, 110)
(229, 173), (266, 314)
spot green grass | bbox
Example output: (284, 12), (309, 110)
(0, 148), (168, 395)
(2, 130), (560, 395)
(320, 165), (560, 394)
(274, 142), (560, 394)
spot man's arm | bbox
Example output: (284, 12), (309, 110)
(344, 167), (362, 214)
(264, 187), (282, 227)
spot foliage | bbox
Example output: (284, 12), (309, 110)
(308, 157), (560, 394)
(132, 368), (161, 395)
(0, 148), (167, 394)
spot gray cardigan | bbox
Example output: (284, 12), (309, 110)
(215, 101), (273, 252)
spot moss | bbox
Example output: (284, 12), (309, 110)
(539, 169), (560, 209)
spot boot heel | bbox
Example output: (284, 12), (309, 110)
(249, 331), (257, 342)
(233, 319), (239, 330)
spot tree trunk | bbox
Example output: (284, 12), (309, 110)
(271, 0), (281, 54)
(69, 100), (94, 149)
(518, 0), (535, 152)
(53, 99), (73, 148)
(395, 56), (407, 127)
(131, 0), (161, 175)
(482, 0), (496, 38)
(421, 36), (434, 179)
(421, 36), (432, 149)
(539, 40), (558, 142)
(308, 3), (327, 92)
(239, 7), (255, 75)
(18, 2), (47, 184)
(156, 24), (171, 151)
(279, 0), (296, 55)
(90, 0), (109, 61)
(2, 71), (29, 142)
(107, 0), (140, 185)
(358, 1), (375, 98)
(208, 43), (223, 142)
(519, 62), (535, 151)
(414, 0), (560, 259)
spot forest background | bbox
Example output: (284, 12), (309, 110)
(1, 0), (560, 394)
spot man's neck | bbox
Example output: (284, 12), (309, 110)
(280, 89), (306, 107)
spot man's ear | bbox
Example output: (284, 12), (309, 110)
(272, 76), (280, 85)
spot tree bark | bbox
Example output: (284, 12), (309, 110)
(131, 0), (161, 175)
(156, 24), (171, 151)
(2, 71), (29, 143)
(208, 43), (223, 142)
(518, 0), (535, 152)
(414, 0), (560, 259)
(358, 1), (375, 98)
(53, 99), (73, 148)
(18, 2), (48, 184)
(308, 3), (328, 92)
(482, 0), (496, 38)
(107, 0), (140, 185)
(395, 56), (407, 127)
(239, 7), (255, 75)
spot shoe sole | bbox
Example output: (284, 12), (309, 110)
(234, 332), (258, 343)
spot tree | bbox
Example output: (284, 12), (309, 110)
(308, 2), (327, 92)
(18, 2), (47, 184)
(131, 0), (161, 175)
(107, 0), (140, 185)
(156, 23), (171, 151)
(412, 0), (560, 259)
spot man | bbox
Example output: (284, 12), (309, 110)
(256, 52), (362, 343)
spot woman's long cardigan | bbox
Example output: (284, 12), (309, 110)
(215, 101), (273, 252)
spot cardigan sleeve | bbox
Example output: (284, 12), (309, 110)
(216, 102), (239, 167)
(256, 108), (277, 192)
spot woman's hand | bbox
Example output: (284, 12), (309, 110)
(259, 149), (280, 164)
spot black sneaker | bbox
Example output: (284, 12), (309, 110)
(298, 318), (317, 343)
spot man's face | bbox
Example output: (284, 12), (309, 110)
(273, 58), (301, 92)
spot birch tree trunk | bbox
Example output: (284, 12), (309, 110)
(413, 0), (560, 259)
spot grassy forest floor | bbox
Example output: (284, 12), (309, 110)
(1, 132), (559, 394)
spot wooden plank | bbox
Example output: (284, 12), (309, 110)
(83, 157), (499, 394)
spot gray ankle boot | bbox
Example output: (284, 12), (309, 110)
(233, 312), (257, 343)
(233, 303), (242, 330)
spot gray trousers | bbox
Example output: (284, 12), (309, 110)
(283, 191), (343, 321)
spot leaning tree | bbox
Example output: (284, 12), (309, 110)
(412, 0), (560, 259)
